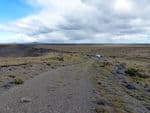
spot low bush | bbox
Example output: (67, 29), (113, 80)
(8, 75), (16, 78)
(125, 68), (149, 79)
(99, 62), (111, 67)
(57, 56), (64, 61)
(14, 78), (24, 85)
(95, 106), (109, 113)
(125, 68), (140, 77)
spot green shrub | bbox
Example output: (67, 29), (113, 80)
(125, 68), (140, 76)
(125, 68), (149, 79)
(14, 78), (24, 85)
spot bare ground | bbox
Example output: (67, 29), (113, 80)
(0, 63), (94, 113)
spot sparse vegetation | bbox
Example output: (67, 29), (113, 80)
(8, 75), (16, 78)
(14, 78), (24, 85)
(95, 106), (109, 113)
(125, 68), (150, 80)
(99, 61), (111, 67)
(0, 44), (149, 113)
(91, 52), (150, 113)
(57, 56), (64, 61)
(125, 68), (140, 76)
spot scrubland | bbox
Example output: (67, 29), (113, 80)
(0, 44), (149, 113)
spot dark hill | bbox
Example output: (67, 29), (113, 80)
(0, 45), (51, 57)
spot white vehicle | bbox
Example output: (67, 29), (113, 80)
(95, 54), (101, 58)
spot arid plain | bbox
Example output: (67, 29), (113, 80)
(0, 44), (149, 113)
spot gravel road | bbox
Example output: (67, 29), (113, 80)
(0, 63), (94, 113)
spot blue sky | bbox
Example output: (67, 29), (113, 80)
(0, 0), (150, 43)
(0, 0), (34, 23)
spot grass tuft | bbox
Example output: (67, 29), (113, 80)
(125, 68), (140, 77)
(95, 106), (109, 113)
(14, 78), (24, 85)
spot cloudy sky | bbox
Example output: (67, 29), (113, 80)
(0, 0), (150, 43)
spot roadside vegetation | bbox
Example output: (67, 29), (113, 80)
(0, 53), (87, 66)
(0, 45), (149, 113)
(90, 56), (150, 113)
(14, 78), (24, 85)
(0, 51), (88, 91)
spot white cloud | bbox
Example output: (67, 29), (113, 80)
(0, 0), (150, 43)
(0, 32), (37, 43)
(113, 0), (135, 15)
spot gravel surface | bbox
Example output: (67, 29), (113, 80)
(0, 63), (94, 113)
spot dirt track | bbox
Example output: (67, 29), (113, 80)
(0, 63), (94, 113)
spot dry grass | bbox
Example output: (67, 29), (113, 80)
(0, 52), (86, 66)
(0, 44), (149, 112)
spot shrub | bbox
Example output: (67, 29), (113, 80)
(125, 68), (140, 76)
(8, 75), (16, 78)
(14, 78), (24, 85)
(95, 106), (109, 113)
(125, 68), (149, 79)
(57, 56), (64, 61)
(46, 63), (51, 66)
(99, 62), (111, 67)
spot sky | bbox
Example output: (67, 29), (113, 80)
(0, 0), (150, 43)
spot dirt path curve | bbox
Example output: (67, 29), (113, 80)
(0, 63), (94, 113)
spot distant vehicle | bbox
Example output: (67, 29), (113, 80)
(95, 54), (101, 58)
